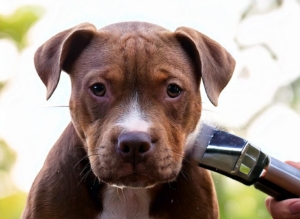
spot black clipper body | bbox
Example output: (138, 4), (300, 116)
(191, 123), (300, 200)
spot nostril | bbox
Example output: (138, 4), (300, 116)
(120, 144), (131, 153)
(138, 143), (150, 153)
(118, 132), (152, 158)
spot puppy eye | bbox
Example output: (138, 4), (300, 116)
(91, 83), (106, 96)
(167, 84), (182, 98)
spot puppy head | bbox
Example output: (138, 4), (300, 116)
(34, 22), (235, 188)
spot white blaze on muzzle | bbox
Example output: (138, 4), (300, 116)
(116, 97), (151, 133)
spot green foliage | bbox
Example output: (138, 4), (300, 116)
(274, 77), (300, 113)
(0, 5), (44, 51)
(213, 173), (271, 219)
(240, 0), (283, 21)
(0, 81), (5, 93)
(0, 192), (27, 219)
(235, 0), (282, 60)
(0, 1), (298, 219)
(0, 5), (43, 219)
(0, 139), (16, 172)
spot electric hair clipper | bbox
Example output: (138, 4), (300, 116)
(191, 123), (300, 200)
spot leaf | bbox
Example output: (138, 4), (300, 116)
(240, 0), (283, 21)
(0, 139), (16, 172)
(0, 5), (44, 50)
(273, 77), (300, 113)
(0, 81), (5, 92)
(0, 192), (27, 219)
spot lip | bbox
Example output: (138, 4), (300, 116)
(115, 173), (156, 188)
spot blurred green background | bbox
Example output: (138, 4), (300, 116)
(0, 5), (43, 218)
(1, 1), (300, 218)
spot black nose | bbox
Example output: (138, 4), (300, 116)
(118, 132), (152, 164)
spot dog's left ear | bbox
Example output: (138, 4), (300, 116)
(34, 23), (97, 100)
(175, 27), (235, 106)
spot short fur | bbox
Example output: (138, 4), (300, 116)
(22, 22), (235, 219)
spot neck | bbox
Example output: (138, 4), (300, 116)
(99, 184), (153, 219)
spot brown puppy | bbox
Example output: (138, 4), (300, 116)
(22, 22), (235, 219)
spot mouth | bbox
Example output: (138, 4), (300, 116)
(112, 172), (157, 188)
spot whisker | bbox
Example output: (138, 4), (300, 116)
(89, 148), (104, 152)
(116, 187), (122, 200)
(92, 175), (98, 186)
(74, 155), (89, 168)
(168, 182), (176, 190)
(80, 162), (92, 176)
(179, 169), (189, 181)
(201, 107), (219, 114)
(77, 159), (100, 185)
(121, 188), (125, 200)
(182, 155), (192, 164)
(77, 169), (93, 185)
(44, 106), (70, 108)
(76, 153), (101, 176)
(77, 161), (101, 185)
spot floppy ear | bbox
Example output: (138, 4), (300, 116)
(175, 27), (235, 106)
(34, 23), (97, 100)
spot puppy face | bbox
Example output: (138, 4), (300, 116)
(34, 22), (235, 189)
(69, 24), (202, 188)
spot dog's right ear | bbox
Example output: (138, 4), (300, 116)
(174, 27), (235, 106)
(34, 23), (97, 100)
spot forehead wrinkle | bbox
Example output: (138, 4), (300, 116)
(119, 35), (137, 84)
(119, 34), (159, 88)
(82, 67), (123, 84)
(153, 67), (187, 83)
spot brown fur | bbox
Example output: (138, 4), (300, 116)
(22, 22), (235, 219)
